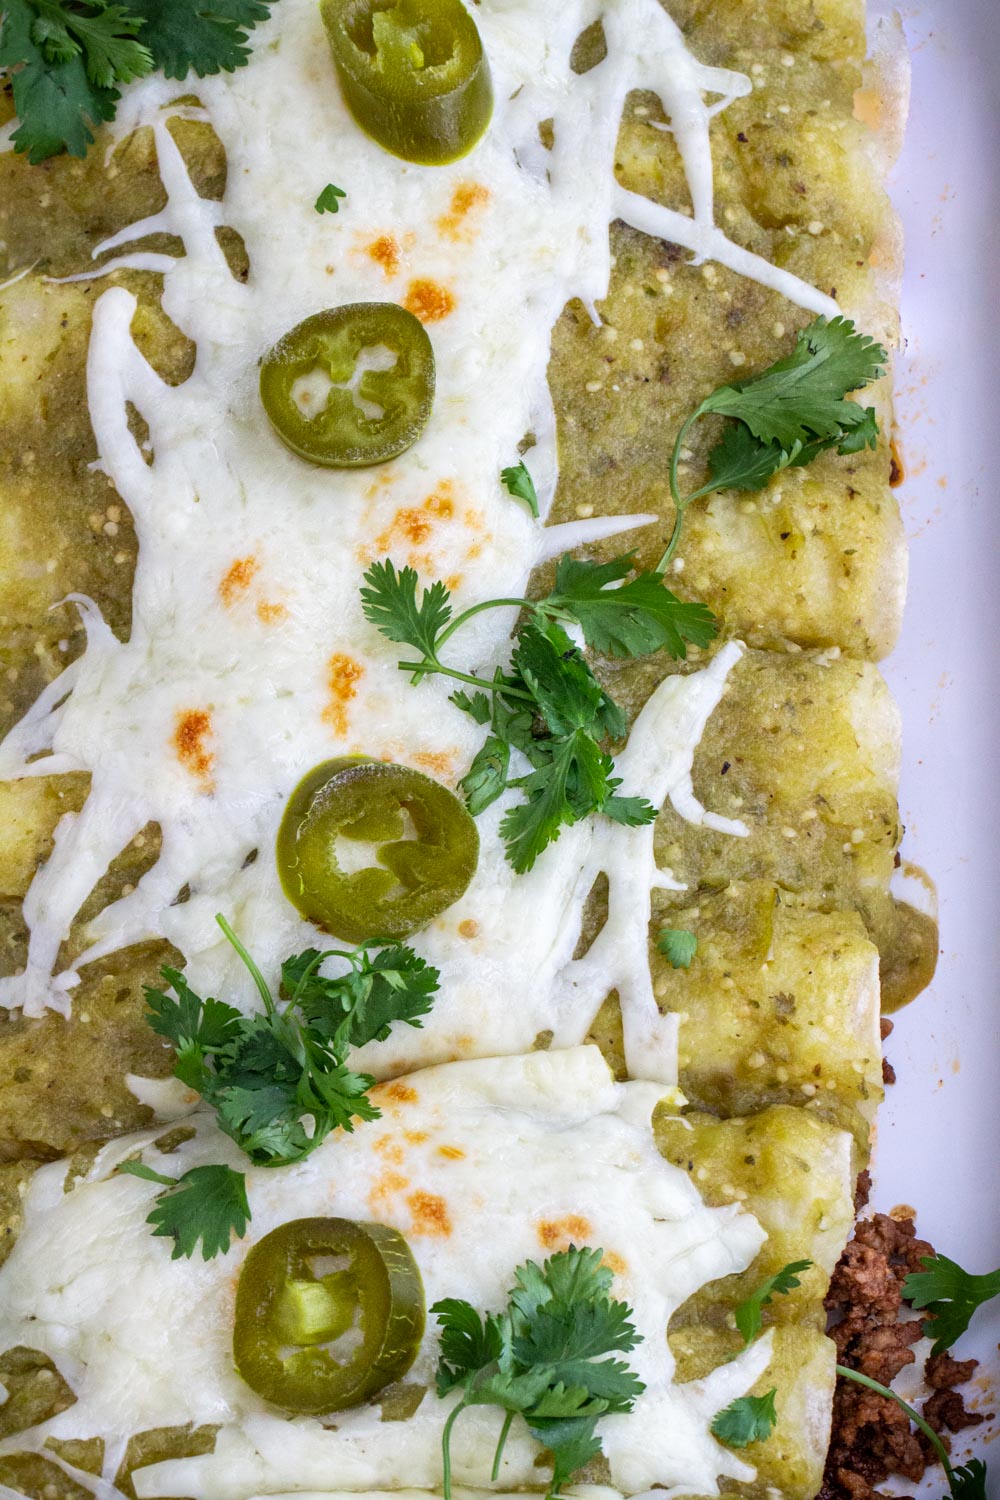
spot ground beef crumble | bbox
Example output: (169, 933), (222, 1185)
(880, 1018), (897, 1087)
(820, 1211), (991, 1500)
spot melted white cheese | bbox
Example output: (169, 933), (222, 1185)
(0, 1047), (770, 1499)
(0, 9), (844, 1492)
(0, 0), (837, 1050)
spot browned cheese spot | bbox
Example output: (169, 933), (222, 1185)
(367, 235), (401, 278)
(537, 1214), (593, 1251)
(408, 1190), (452, 1237)
(403, 278), (456, 324)
(437, 181), (490, 241)
(174, 709), (215, 790)
(219, 555), (259, 606)
(322, 652), (365, 736)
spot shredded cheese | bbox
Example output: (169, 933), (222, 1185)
(0, 1), (821, 1063)
(0, 1048), (770, 1498)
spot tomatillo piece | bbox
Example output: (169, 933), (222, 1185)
(321, 0), (493, 166)
(233, 1217), (425, 1413)
(259, 304), (435, 468)
(277, 757), (479, 943)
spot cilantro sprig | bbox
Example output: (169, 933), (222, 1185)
(145, 912), (438, 1163)
(118, 1160), (250, 1260)
(0, 0), (275, 163)
(361, 553), (715, 871)
(836, 1367), (987, 1500)
(363, 320), (885, 871)
(903, 1254), (1000, 1358)
(431, 1246), (645, 1500)
(145, 914), (439, 1168)
(656, 316), (888, 571)
(114, 915), (440, 1261)
(734, 1259), (813, 1346)
(127, 916), (438, 1258)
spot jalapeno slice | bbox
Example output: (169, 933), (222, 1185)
(233, 1217), (425, 1413)
(277, 756), (479, 943)
(259, 303), (435, 468)
(321, 0), (493, 166)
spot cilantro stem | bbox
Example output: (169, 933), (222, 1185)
(434, 596), (536, 651)
(440, 1394), (470, 1500)
(835, 1366), (958, 1494)
(396, 660), (537, 703)
(492, 1410), (515, 1482)
(216, 913), (275, 1015)
(656, 405), (704, 574)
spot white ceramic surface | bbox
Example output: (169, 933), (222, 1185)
(870, 0), (1000, 1484)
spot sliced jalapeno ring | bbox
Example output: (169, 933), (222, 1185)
(259, 303), (435, 468)
(233, 1217), (425, 1414)
(276, 756), (479, 943)
(321, 0), (493, 166)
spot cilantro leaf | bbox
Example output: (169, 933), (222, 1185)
(549, 553), (717, 660)
(1, 0), (271, 161)
(734, 1259), (812, 1346)
(706, 422), (793, 494)
(602, 790), (656, 826)
(903, 1254), (1000, 1357)
(702, 317), (887, 450)
(0, 0), (120, 161)
(432, 1247), (645, 1500)
(501, 461), (540, 519)
(297, 1053), (381, 1127)
(529, 1413), (604, 1493)
(834, 403), (881, 455)
(341, 945), (440, 1047)
(705, 404), (881, 498)
(513, 1298), (641, 1369)
(213, 1016), (379, 1161)
(145, 969), (243, 1053)
(27, 0), (152, 89)
(512, 1244), (611, 1319)
(281, 944), (440, 1050)
(500, 725), (656, 873)
(144, 969), (243, 1090)
(511, 620), (606, 738)
(451, 689), (492, 725)
(459, 732), (512, 815)
(279, 948), (332, 1003)
(315, 182), (347, 214)
(126, 0), (272, 78)
(361, 559), (452, 667)
(950, 1460), (988, 1500)
(657, 928), (697, 969)
(501, 731), (612, 873)
(119, 1160), (249, 1260)
(711, 1389), (778, 1448)
(656, 315), (888, 573)
(432, 1299), (506, 1395)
